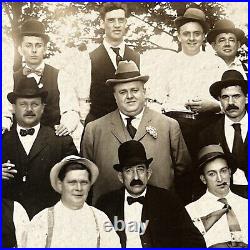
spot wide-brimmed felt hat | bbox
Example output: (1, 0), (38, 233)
(7, 77), (48, 104)
(114, 140), (153, 172)
(50, 155), (99, 193)
(175, 7), (209, 33)
(106, 60), (149, 87)
(209, 70), (247, 100)
(198, 145), (226, 170)
(207, 19), (245, 44)
(19, 20), (49, 43)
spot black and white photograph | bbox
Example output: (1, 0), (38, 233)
(2, 2), (248, 248)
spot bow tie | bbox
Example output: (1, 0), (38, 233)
(20, 128), (35, 137)
(127, 196), (145, 205)
(23, 67), (43, 76)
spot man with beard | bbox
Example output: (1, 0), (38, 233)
(96, 140), (206, 248)
(199, 70), (248, 198)
(186, 145), (248, 247)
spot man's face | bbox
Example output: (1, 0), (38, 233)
(101, 9), (127, 44)
(118, 164), (152, 196)
(113, 81), (146, 116)
(200, 158), (231, 198)
(18, 36), (46, 68)
(219, 85), (247, 122)
(59, 169), (91, 210)
(14, 97), (45, 128)
(178, 22), (205, 56)
(212, 33), (240, 62)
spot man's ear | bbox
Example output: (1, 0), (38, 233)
(100, 19), (105, 30)
(147, 167), (152, 180)
(118, 172), (124, 184)
(211, 42), (216, 50)
(245, 94), (248, 104)
(200, 174), (207, 185)
(18, 46), (23, 57)
(57, 180), (63, 193)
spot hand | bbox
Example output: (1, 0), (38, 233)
(54, 124), (70, 136)
(185, 98), (220, 113)
(2, 160), (17, 180)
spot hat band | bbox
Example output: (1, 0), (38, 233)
(115, 71), (140, 79)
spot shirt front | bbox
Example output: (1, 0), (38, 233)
(120, 108), (144, 131)
(103, 39), (125, 69)
(185, 190), (248, 247)
(24, 62), (45, 84)
(224, 112), (248, 185)
(124, 189), (147, 248)
(17, 123), (40, 155)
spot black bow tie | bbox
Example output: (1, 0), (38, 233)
(127, 196), (145, 205)
(20, 128), (35, 136)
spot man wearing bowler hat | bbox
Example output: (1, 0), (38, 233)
(3, 19), (80, 136)
(2, 77), (78, 219)
(26, 155), (120, 248)
(186, 145), (248, 248)
(96, 140), (206, 248)
(207, 19), (247, 79)
(82, 60), (191, 205)
(199, 70), (248, 198)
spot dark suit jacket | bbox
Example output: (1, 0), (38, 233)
(96, 185), (206, 248)
(14, 64), (60, 128)
(88, 44), (140, 121)
(199, 116), (248, 178)
(2, 125), (78, 219)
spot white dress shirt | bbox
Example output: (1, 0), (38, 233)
(17, 123), (40, 155)
(103, 39), (126, 68)
(120, 108), (144, 130)
(124, 189), (147, 248)
(185, 190), (248, 247)
(224, 112), (248, 185)
(24, 62), (45, 84)
(26, 201), (121, 248)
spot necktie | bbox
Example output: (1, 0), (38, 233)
(111, 47), (123, 66)
(127, 196), (145, 205)
(20, 128), (35, 137)
(232, 123), (244, 157)
(126, 117), (137, 138)
(200, 205), (229, 232)
(218, 198), (241, 232)
(23, 67), (43, 76)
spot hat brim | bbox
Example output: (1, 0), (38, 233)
(209, 79), (247, 100)
(7, 91), (48, 104)
(198, 152), (226, 170)
(50, 156), (99, 193)
(175, 17), (209, 33)
(113, 158), (153, 172)
(207, 28), (245, 44)
(106, 75), (149, 87)
(19, 32), (49, 43)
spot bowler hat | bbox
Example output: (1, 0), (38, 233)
(113, 140), (153, 172)
(209, 70), (247, 100)
(207, 19), (245, 44)
(106, 61), (149, 86)
(50, 155), (99, 193)
(7, 77), (48, 104)
(198, 145), (226, 169)
(175, 8), (209, 33)
(19, 20), (49, 43)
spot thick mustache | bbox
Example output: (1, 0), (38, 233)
(130, 179), (143, 186)
(24, 112), (35, 116)
(226, 105), (239, 111)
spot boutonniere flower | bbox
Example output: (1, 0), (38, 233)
(146, 126), (157, 139)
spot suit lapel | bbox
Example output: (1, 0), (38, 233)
(100, 44), (116, 72)
(28, 126), (48, 160)
(218, 117), (231, 153)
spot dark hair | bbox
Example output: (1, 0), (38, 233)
(58, 162), (92, 182)
(14, 95), (47, 104)
(100, 2), (129, 20)
(18, 35), (48, 46)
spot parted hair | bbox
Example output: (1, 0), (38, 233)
(100, 2), (129, 19)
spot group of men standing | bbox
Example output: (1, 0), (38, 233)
(2, 2), (248, 248)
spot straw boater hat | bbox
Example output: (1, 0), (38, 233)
(19, 19), (49, 43)
(7, 77), (48, 104)
(113, 140), (153, 172)
(50, 155), (99, 193)
(174, 7), (209, 33)
(106, 61), (149, 87)
(207, 19), (245, 44)
(209, 70), (247, 100)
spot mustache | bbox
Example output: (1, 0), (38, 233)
(226, 105), (239, 111)
(24, 111), (35, 116)
(130, 179), (143, 186)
